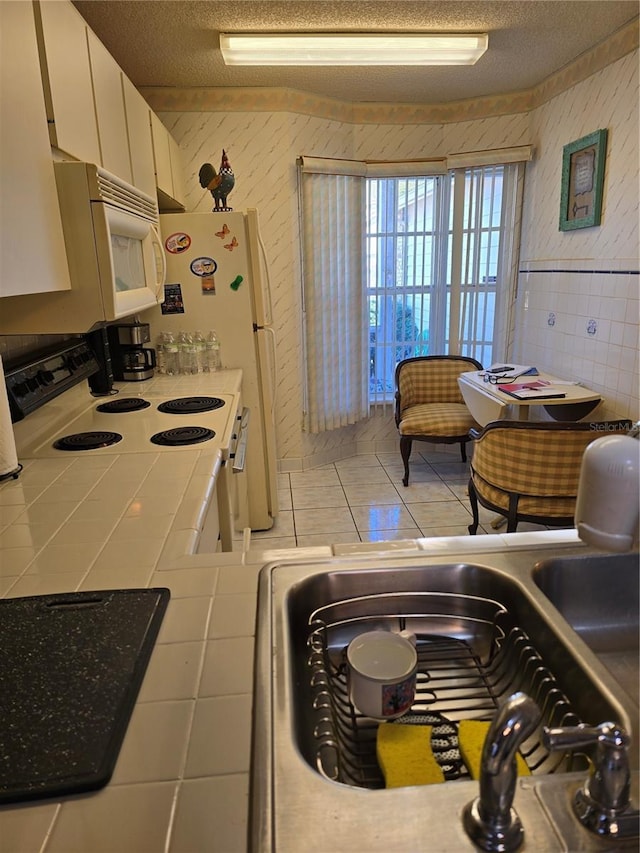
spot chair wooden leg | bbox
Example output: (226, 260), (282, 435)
(400, 436), (412, 486)
(506, 494), (519, 533)
(460, 441), (467, 463)
(467, 478), (479, 534)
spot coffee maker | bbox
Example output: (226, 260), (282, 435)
(107, 321), (156, 381)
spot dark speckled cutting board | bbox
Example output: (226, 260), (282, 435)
(0, 588), (170, 804)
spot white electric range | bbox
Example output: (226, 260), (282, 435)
(7, 341), (246, 551)
(14, 389), (237, 458)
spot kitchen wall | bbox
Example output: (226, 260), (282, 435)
(515, 50), (639, 420)
(3, 21), (636, 469)
(146, 31), (637, 470)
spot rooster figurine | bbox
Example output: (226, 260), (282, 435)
(199, 150), (235, 212)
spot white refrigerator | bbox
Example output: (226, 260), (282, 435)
(145, 209), (278, 531)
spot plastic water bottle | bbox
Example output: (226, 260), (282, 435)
(155, 334), (167, 374)
(205, 330), (221, 372)
(193, 330), (206, 374)
(163, 332), (179, 376)
(178, 331), (197, 374)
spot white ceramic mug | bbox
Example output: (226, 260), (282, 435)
(346, 630), (417, 719)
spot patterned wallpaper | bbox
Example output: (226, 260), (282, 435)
(157, 48), (638, 469)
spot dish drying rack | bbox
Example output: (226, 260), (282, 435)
(304, 590), (588, 789)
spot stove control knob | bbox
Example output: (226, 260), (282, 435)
(26, 377), (40, 392)
(12, 380), (29, 398)
(36, 369), (54, 386)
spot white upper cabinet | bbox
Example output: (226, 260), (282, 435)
(8, 0), (181, 226)
(150, 111), (174, 197)
(35, 0), (153, 194)
(0, 1), (71, 297)
(122, 77), (157, 199)
(34, 0), (100, 165)
(150, 112), (186, 210)
(168, 133), (187, 207)
(87, 29), (132, 184)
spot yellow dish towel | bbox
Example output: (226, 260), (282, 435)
(458, 719), (531, 779)
(376, 723), (445, 788)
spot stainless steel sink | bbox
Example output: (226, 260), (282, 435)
(533, 552), (639, 704)
(250, 545), (639, 852)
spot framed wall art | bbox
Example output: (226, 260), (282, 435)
(559, 129), (608, 231)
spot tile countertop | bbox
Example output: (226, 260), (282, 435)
(0, 375), (585, 851)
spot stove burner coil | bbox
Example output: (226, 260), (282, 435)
(150, 426), (216, 447)
(54, 431), (123, 451)
(96, 398), (151, 413)
(157, 396), (225, 415)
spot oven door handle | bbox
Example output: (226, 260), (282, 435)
(231, 407), (250, 473)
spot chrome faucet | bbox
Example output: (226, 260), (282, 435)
(463, 692), (540, 852)
(543, 722), (639, 840)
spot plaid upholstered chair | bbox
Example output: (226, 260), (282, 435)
(467, 420), (631, 534)
(395, 355), (483, 486)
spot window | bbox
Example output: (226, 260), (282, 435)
(367, 176), (444, 401)
(367, 166), (512, 401)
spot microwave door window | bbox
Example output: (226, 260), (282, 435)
(111, 233), (145, 292)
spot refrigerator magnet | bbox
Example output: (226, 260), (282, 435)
(201, 276), (216, 295)
(165, 233), (191, 254)
(161, 283), (185, 314)
(190, 257), (217, 277)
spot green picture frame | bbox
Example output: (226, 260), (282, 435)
(559, 129), (608, 231)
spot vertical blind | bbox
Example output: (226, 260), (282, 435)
(299, 171), (368, 433)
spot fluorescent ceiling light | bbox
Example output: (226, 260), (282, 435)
(220, 33), (489, 66)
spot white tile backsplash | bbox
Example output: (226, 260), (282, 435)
(515, 263), (639, 419)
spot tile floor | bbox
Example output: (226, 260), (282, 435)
(249, 447), (560, 550)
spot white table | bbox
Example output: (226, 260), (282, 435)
(458, 370), (602, 427)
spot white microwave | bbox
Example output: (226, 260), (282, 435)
(0, 162), (165, 334)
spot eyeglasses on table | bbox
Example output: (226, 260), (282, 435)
(482, 373), (513, 384)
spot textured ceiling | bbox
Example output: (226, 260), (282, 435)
(72, 1), (639, 105)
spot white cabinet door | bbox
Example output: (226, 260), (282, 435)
(122, 76), (156, 198)
(87, 29), (132, 183)
(168, 133), (186, 206)
(150, 111), (186, 209)
(150, 111), (174, 197)
(34, 0), (100, 164)
(0, 1), (71, 297)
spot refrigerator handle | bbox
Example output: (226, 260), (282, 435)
(246, 208), (273, 327)
(255, 324), (278, 417)
(264, 326), (278, 416)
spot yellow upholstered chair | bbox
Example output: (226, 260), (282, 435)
(395, 355), (483, 486)
(467, 419), (632, 534)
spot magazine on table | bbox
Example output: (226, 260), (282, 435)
(498, 379), (566, 400)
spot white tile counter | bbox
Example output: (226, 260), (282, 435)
(2, 370), (244, 597)
(0, 369), (262, 851)
(0, 380), (584, 850)
(0, 551), (261, 852)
